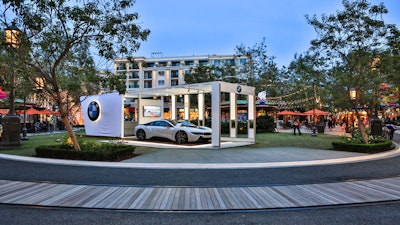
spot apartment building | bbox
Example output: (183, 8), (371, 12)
(113, 54), (249, 92)
(113, 54), (249, 120)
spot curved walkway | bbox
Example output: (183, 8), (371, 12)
(0, 130), (399, 211)
(1, 176), (400, 211)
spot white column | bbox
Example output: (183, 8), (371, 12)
(160, 96), (164, 119)
(211, 82), (221, 148)
(248, 94), (256, 140)
(171, 95), (177, 120)
(138, 93), (142, 125)
(230, 92), (237, 138)
(184, 94), (190, 120)
(198, 93), (205, 126)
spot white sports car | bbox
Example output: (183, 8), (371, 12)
(134, 120), (212, 144)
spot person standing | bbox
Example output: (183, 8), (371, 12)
(34, 121), (41, 133)
(293, 118), (302, 135)
(47, 116), (54, 133)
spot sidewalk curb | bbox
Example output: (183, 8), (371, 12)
(0, 142), (399, 169)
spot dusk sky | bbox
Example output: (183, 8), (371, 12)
(129, 0), (400, 68)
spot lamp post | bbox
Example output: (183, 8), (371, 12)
(21, 96), (28, 140)
(1, 25), (21, 147)
(349, 88), (357, 101)
(349, 88), (357, 133)
(311, 84), (318, 136)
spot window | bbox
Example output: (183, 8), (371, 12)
(129, 63), (139, 69)
(226, 59), (235, 66)
(171, 61), (180, 66)
(199, 60), (208, 65)
(158, 61), (168, 67)
(116, 63), (126, 70)
(158, 71), (165, 76)
(145, 62), (155, 67)
(239, 58), (247, 64)
(128, 81), (139, 88)
(171, 70), (179, 78)
(144, 71), (152, 79)
(129, 72), (139, 79)
(185, 60), (194, 66)
(144, 81), (152, 88)
(214, 60), (221, 66)
(158, 80), (165, 86)
(171, 80), (179, 86)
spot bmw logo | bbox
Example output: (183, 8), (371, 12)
(236, 85), (242, 93)
(88, 101), (100, 121)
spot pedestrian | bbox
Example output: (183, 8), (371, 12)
(47, 116), (54, 133)
(34, 121), (41, 133)
(385, 117), (397, 140)
(328, 117), (333, 131)
(293, 118), (302, 135)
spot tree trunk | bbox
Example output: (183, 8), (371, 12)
(61, 114), (80, 150)
(56, 94), (81, 151)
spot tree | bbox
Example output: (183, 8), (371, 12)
(184, 64), (220, 84)
(306, 0), (399, 143)
(1, 0), (150, 150)
(285, 52), (328, 113)
(235, 37), (279, 94)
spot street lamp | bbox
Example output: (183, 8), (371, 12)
(348, 88), (358, 133)
(349, 88), (357, 101)
(1, 24), (21, 147)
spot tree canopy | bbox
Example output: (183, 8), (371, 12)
(306, 0), (399, 143)
(0, 0), (150, 150)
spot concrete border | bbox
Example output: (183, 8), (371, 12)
(0, 142), (399, 169)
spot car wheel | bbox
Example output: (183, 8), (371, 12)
(136, 129), (146, 141)
(175, 131), (188, 144)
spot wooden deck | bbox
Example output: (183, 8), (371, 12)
(1, 177), (400, 211)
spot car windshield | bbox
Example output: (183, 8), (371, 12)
(169, 120), (199, 128)
(179, 121), (198, 128)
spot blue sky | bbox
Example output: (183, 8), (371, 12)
(130, 0), (400, 68)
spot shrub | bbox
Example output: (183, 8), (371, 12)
(332, 139), (393, 154)
(35, 141), (136, 161)
(256, 116), (275, 133)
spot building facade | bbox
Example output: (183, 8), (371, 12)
(113, 54), (249, 92)
(113, 54), (250, 121)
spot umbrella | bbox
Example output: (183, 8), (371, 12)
(24, 108), (42, 115)
(303, 108), (329, 116)
(277, 110), (297, 116)
(40, 109), (53, 115)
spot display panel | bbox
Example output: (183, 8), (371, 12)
(143, 105), (161, 117)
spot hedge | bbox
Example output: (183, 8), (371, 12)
(35, 144), (136, 161)
(331, 140), (394, 154)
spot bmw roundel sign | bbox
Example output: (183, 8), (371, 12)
(87, 101), (100, 121)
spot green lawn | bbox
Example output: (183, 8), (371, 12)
(0, 132), (68, 156)
(0, 131), (343, 157)
(254, 132), (342, 149)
